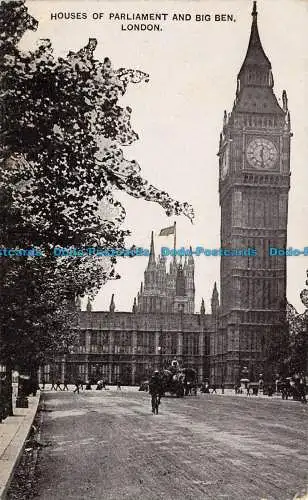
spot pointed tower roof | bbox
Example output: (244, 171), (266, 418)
(147, 231), (155, 267)
(212, 282), (219, 300)
(239, 2), (271, 73)
(211, 282), (219, 315)
(233, 2), (284, 115)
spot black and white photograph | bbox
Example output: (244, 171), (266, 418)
(0, 0), (307, 498)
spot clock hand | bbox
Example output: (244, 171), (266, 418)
(260, 147), (264, 167)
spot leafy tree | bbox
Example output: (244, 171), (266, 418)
(0, 0), (194, 411)
(286, 302), (308, 374)
(263, 301), (308, 382)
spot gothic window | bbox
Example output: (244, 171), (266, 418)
(77, 365), (87, 380)
(176, 267), (185, 296)
(148, 333), (155, 354)
(78, 331), (86, 353)
(183, 333), (198, 356)
(136, 332), (144, 354)
(114, 332), (121, 354)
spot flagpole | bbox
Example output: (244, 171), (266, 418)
(173, 221), (176, 263)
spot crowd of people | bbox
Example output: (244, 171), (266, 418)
(38, 371), (308, 415)
(41, 378), (122, 393)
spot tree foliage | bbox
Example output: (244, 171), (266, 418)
(0, 0), (194, 369)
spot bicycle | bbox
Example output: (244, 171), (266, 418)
(151, 393), (160, 414)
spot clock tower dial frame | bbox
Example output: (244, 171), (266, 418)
(245, 137), (279, 170)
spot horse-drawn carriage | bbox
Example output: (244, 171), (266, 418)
(158, 360), (198, 398)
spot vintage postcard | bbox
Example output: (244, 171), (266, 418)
(1, 0), (307, 498)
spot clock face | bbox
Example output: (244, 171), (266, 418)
(246, 138), (278, 170)
(221, 146), (229, 180)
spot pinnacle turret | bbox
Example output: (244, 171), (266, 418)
(75, 295), (81, 311)
(200, 298), (205, 315)
(211, 282), (219, 315)
(109, 294), (115, 313)
(148, 231), (155, 267)
(132, 297), (137, 313)
(86, 297), (92, 312)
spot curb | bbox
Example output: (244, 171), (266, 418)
(0, 394), (41, 500)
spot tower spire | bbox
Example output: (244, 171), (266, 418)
(148, 231), (155, 266)
(252, 0), (257, 17)
(238, 1), (272, 89)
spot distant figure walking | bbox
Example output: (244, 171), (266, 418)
(73, 380), (80, 394)
(221, 383), (225, 395)
(117, 380), (121, 391)
(41, 377), (45, 390)
(55, 379), (63, 391)
(63, 378), (69, 391)
(299, 377), (307, 404)
(211, 384), (217, 394)
(50, 379), (56, 391)
(149, 371), (163, 415)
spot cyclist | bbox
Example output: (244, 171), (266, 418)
(149, 370), (163, 414)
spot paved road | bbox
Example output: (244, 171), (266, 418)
(35, 389), (307, 500)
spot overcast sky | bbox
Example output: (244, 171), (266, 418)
(22, 0), (308, 313)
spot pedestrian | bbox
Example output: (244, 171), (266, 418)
(149, 370), (163, 414)
(63, 378), (69, 391)
(211, 384), (217, 394)
(41, 377), (45, 390)
(299, 376), (307, 404)
(221, 383), (225, 395)
(50, 378), (56, 391)
(73, 380), (80, 394)
(96, 380), (103, 390)
(55, 379), (63, 391)
(117, 380), (121, 391)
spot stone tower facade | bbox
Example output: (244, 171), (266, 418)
(134, 232), (195, 314)
(215, 1), (291, 385)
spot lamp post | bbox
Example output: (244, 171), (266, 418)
(300, 288), (308, 375)
(157, 346), (162, 371)
(16, 372), (29, 408)
(0, 365), (7, 422)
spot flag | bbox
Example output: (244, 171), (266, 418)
(159, 225), (175, 236)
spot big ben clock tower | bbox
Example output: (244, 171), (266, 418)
(215, 2), (292, 385)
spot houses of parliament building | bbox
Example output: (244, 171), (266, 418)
(48, 2), (291, 386)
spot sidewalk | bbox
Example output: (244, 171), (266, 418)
(0, 393), (40, 499)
